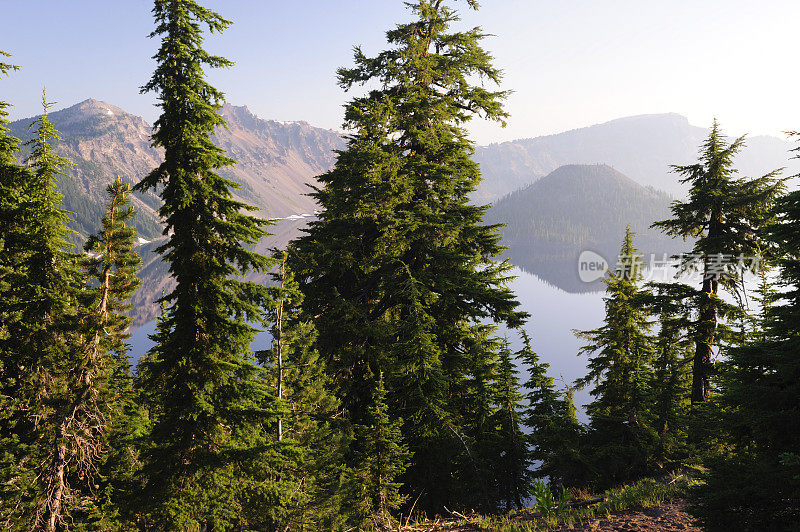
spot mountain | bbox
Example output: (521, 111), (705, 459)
(211, 104), (343, 216)
(484, 164), (690, 292)
(9, 99), (343, 327)
(9, 100), (164, 239)
(8, 102), (788, 322)
(473, 113), (796, 202)
(8, 99), (344, 239)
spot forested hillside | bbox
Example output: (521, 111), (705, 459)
(485, 164), (689, 290)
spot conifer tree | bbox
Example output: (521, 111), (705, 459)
(289, 0), (526, 511)
(0, 49), (30, 528)
(519, 331), (585, 488)
(0, 49), (20, 399)
(255, 253), (350, 530)
(455, 327), (502, 511)
(645, 283), (694, 463)
(653, 121), (784, 403)
(134, 0), (279, 527)
(41, 178), (142, 530)
(0, 51), (19, 164)
(692, 139), (800, 530)
(0, 94), (83, 530)
(349, 373), (410, 529)
(489, 338), (532, 511)
(575, 228), (657, 487)
(744, 264), (776, 343)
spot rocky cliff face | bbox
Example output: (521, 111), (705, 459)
(10, 99), (164, 238)
(9, 99), (344, 239)
(214, 103), (343, 218)
(9, 99), (344, 327)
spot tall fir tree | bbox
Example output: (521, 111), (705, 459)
(691, 138), (800, 531)
(653, 121), (784, 404)
(0, 49), (30, 528)
(289, 0), (526, 512)
(133, 0), (280, 527)
(0, 50), (19, 164)
(575, 227), (658, 487)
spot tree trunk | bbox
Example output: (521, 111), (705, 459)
(277, 256), (286, 442)
(43, 202), (116, 529)
(45, 425), (67, 532)
(692, 274), (718, 404)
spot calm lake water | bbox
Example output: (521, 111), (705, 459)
(127, 267), (607, 415)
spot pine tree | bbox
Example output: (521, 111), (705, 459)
(645, 283), (694, 464)
(488, 338), (532, 511)
(255, 253), (350, 530)
(519, 331), (585, 488)
(134, 1), (279, 527)
(0, 93), (84, 530)
(0, 49), (31, 528)
(575, 227), (658, 487)
(456, 327), (501, 512)
(653, 121), (784, 404)
(42, 178), (143, 530)
(289, 0), (526, 511)
(743, 264), (776, 343)
(0, 51), (19, 164)
(692, 138), (800, 530)
(349, 373), (410, 529)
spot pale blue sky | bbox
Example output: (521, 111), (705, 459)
(3, 0), (798, 145)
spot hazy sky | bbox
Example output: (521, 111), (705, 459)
(3, 0), (799, 145)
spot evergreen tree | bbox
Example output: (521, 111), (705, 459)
(289, 0), (526, 512)
(519, 331), (585, 488)
(0, 94), (83, 531)
(456, 327), (501, 511)
(134, 1), (279, 527)
(44, 178), (142, 530)
(743, 264), (776, 343)
(645, 283), (694, 464)
(255, 253), (350, 530)
(0, 49), (30, 528)
(349, 373), (410, 529)
(488, 338), (531, 511)
(575, 227), (658, 487)
(653, 121), (784, 404)
(0, 51), (19, 164)
(692, 139), (800, 531)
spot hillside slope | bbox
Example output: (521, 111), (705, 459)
(485, 164), (689, 291)
(8, 99), (344, 239)
(473, 113), (795, 202)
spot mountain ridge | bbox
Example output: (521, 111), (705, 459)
(8, 100), (793, 323)
(8, 98), (345, 239)
(473, 113), (796, 202)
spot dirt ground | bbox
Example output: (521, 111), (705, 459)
(556, 500), (701, 531)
